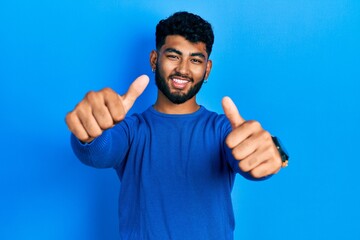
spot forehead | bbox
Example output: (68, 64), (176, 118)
(160, 35), (208, 58)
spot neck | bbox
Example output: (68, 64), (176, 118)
(153, 90), (200, 114)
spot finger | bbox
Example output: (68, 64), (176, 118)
(249, 160), (280, 178)
(226, 120), (263, 149)
(89, 87), (123, 126)
(231, 135), (260, 161)
(66, 113), (91, 142)
(238, 147), (270, 172)
(222, 96), (245, 129)
(77, 109), (103, 139)
(104, 90), (126, 123)
(92, 104), (114, 130)
(82, 90), (114, 129)
(122, 75), (150, 113)
(238, 139), (281, 174)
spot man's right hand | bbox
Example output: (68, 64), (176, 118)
(65, 75), (149, 143)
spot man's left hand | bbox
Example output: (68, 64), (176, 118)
(222, 96), (282, 178)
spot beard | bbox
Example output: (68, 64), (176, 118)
(155, 67), (205, 104)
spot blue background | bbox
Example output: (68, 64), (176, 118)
(1, 1), (359, 239)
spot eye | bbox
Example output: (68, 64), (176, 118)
(167, 54), (179, 60)
(191, 58), (203, 64)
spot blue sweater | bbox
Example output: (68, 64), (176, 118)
(71, 106), (253, 240)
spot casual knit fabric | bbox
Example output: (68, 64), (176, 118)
(71, 106), (256, 240)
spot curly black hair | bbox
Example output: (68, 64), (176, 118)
(155, 11), (214, 57)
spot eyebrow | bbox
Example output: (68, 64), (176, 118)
(164, 48), (206, 59)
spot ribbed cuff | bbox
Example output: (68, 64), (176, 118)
(70, 130), (112, 167)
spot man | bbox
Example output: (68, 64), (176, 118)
(66, 11), (288, 240)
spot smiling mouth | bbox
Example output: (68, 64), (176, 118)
(173, 78), (189, 84)
(170, 77), (191, 90)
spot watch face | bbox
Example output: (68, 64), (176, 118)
(272, 136), (289, 162)
(281, 152), (288, 162)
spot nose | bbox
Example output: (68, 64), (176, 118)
(176, 59), (190, 76)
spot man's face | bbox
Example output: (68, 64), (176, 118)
(151, 35), (212, 104)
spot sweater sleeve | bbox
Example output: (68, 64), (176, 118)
(70, 120), (132, 169)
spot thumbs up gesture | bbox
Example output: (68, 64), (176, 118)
(222, 97), (282, 178)
(66, 75), (149, 143)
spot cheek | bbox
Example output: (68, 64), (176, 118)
(192, 67), (207, 79)
(158, 60), (175, 75)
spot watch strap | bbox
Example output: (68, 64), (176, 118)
(271, 136), (289, 168)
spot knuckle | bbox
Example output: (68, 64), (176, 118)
(248, 156), (258, 168)
(232, 148), (239, 159)
(250, 169), (266, 179)
(76, 103), (91, 117)
(65, 112), (81, 132)
(231, 147), (243, 160)
(101, 87), (114, 96)
(85, 90), (96, 99)
(113, 113), (125, 123)
(82, 120), (101, 138)
(263, 130), (271, 138)
(225, 136), (232, 148)
(88, 128), (103, 139)
(226, 134), (236, 149)
(239, 160), (251, 172)
(70, 126), (88, 141)
(250, 170), (261, 178)
(85, 90), (100, 103)
(111, 103), (126, 123)
(248, 120), (262, 129)
(98, 118), (114, 130)
(76, 133), (90, 142)
(65, 112), (75, 126)
(260, 130), (272, 141)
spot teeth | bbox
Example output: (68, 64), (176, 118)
(173, 78), (188, 84)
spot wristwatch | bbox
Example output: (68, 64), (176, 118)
(271, 136), (289, 168)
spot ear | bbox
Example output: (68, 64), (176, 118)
(150, 50), (158, 70)
(204, 59), (212, 80)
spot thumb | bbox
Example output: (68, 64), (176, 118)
(222, 96), (246, 129)
(121, 75), (150, 113)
